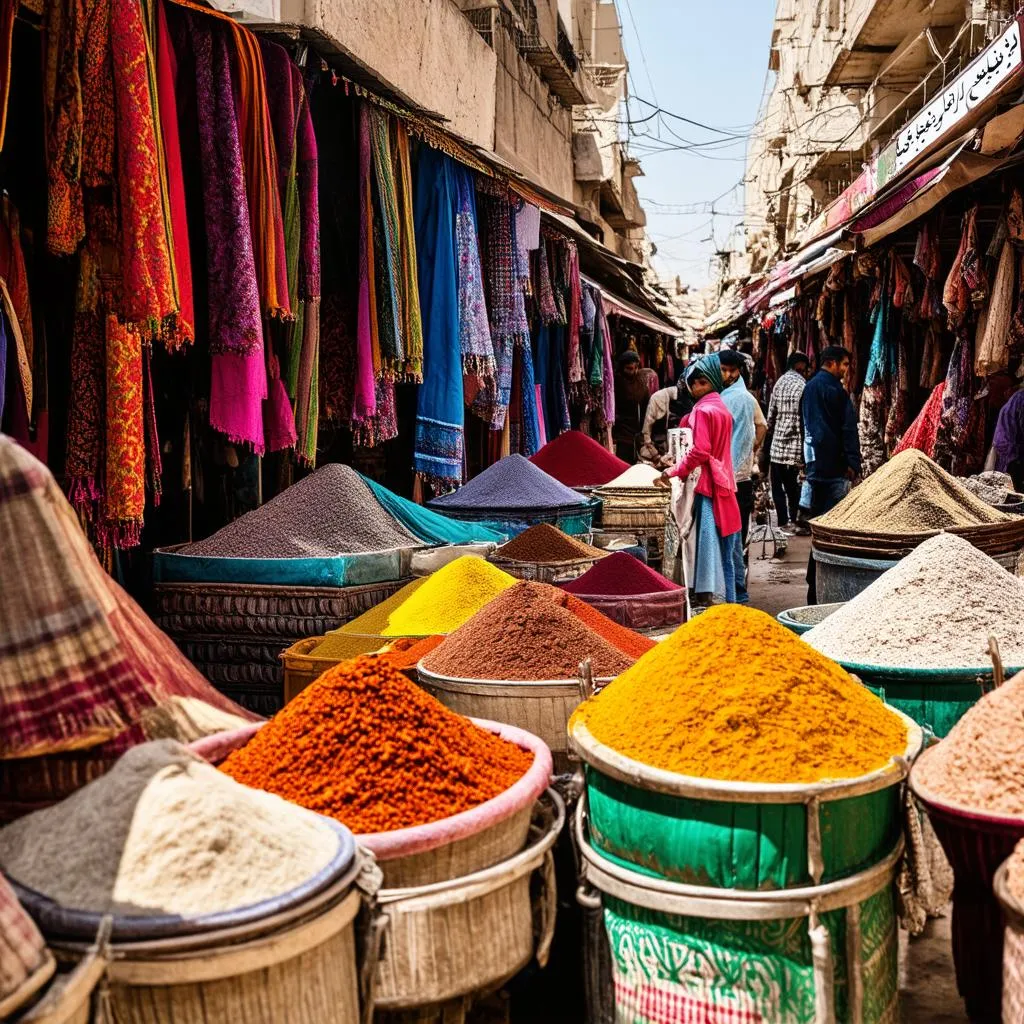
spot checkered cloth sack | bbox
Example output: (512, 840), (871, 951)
(0, 436), (254, 759)
(0, 872), (49, 1009)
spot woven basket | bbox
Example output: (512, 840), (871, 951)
(18, 953), (106, 1024)
(375, 791), (564, 1012)
(281, 637), (360, 704)
(488, 554), (604, 584)
(0, 750), (121, 825)
(809, 518), (1024, 562)
(0, 952), (56, 1021)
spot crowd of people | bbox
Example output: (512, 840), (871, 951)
(613, 343), (864, 608)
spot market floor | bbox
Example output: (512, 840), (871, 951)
(746, 535), (969, 1024)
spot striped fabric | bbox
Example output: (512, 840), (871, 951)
(0, 436), (254, 759)
(0, 873), (48, 1009)
(614, 978), (763, 1023)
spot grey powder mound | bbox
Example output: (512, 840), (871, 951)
(182, 464), (419, 558)
(804, 532), (1024, 669)
(429, 454), (585, 511)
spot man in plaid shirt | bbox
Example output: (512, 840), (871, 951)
(766, 351), (810, 530)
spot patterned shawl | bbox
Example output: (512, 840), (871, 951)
(353, 102), (378, 421)
(393, 123), (423, 380)
(454, 163), (493, 382)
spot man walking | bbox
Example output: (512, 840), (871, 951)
(765, 351), (810, 533)
(802, 345), (861, 602)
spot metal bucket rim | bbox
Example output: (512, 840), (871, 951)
(568, 708), (923, 803)
(417, 663), (615, 689)
(910, 751), (1024, 828)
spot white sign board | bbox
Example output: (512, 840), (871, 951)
(887, 19), (1022, 178)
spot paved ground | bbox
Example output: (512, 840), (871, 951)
(746, 534), (969, 1024)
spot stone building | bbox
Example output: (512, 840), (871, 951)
(742, 0), (1018, 276)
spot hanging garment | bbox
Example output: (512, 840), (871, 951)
(353, 102), (377, 421)
(393, 124), (422, 380)
(188, 14), (266, 451)
(453, 163), (494, 389)
(412, 146), (464, 488)
(858, 385), (887, 478)
(536, 240), (559, 325)
(0, 206), (32, 422)
(894, 382), (946, 459)
(975, 237), (1014, 376)
(934, 337), (974, 471)
(943, 208), (977, 330)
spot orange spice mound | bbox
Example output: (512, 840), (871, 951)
(558, 592), (656, 660)
(219, 657), (533, 833)
(380, 635), (445, 670)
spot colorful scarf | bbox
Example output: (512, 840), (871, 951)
(566, 240), (584, 393)
(453, 164), (493, 383)
(413, 146), (464, 488)
(393, 124), (423, 381)
(153, 0), (194, 346)
(188, 14), (265, 450)
(111, 0), (179, 341)
(354, 102), (378, 421)
(894, 384), (946, 459)
(536, 240), (559, 325)
(104, 315), (145, 546)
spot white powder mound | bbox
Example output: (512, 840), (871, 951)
(0, 740), (340, 917)
(602, 463), (662, 489)
(804, 533), (1024, 668)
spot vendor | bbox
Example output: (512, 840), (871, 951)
(613, 351), (651, 462)
(640, 375), (695, 458)
(655, 354), (744, 605)
(992, 387), (1024, 494)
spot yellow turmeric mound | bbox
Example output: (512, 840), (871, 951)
(572, 604), (907, 784)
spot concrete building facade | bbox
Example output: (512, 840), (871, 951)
(741, 0), (1018, 276)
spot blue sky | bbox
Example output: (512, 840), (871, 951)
(618, 0), (777, 287)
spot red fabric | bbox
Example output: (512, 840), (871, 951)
(667, 391), (742, 536)
(894, 382), (946, 458)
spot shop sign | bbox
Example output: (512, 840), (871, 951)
(878, 18), (1023, 188)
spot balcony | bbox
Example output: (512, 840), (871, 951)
(507, 0), (594, 105)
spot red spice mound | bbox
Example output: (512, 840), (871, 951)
(422, 582), (635, 681)
(380, 635), (445, 670)
(529, 430), (628, 487)
(219, 657), (533, 833)
(559, 593), (656, 659)
(561, 550), (682, 596)
(496, 523), (606, 563)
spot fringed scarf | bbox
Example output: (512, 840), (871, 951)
(187, 13), (265, 451)
(453, 163), (493, 387)
(353, 102), (378, 421)
(393, 124), (423, 381)
(104, 315), (145, 546)
(565, 240), (585, 395)
(413, 146), (464, 489)
(537, 241), (559, 325)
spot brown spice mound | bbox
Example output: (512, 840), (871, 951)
(422, 581), (634, 681)
(914, 671), (1024, 815)
(496, 523), (606, 563)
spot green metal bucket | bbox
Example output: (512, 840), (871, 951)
(777, 603), (845, 636)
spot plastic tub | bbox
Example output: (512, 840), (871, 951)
(569, 710), (922, 890)
(811, 548), (898, 603)
(910, 754), (1024, 1021)
(192, 718), (553, 888)
(776, 602), (845, 635)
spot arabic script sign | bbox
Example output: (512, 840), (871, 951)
(880, 19), (1022, 185)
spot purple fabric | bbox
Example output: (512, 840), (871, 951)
(296, 78), (320, 300)
(354, 103), (376, 421)
(994, 390), (1024, 470)
(851, 166), (944, 232)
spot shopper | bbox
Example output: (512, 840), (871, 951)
(766, 351), (810, 532)
(802, 345), (862, 602)
(640, 375), (694, 456)
(612, 351), (650, 462)
(655, 354), (744, 604)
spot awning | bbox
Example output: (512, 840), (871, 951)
(581, 274), (683, 337)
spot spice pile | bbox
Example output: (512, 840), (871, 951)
(804, 533), (1024, 668)
(429, 454), (585, 510)
(913, 671), (1024, 814)
(311, 557), (516, 660)
(561, 551), (681, 596)
(529, 431), (629, 488)
(962, 471), (1016, 507)
(556, 591), (656, 659)
(573, 605), (907, 784)
(815, 449), (1010, 533)
(379, 635), (445, 671)
(0, 741), (340, 917)
(496, 523), (606, 563)
(600, 463), (663, 489)
(220, 658), (533, 833)
(422, 582), (636, 680)
(183, 464), (420, 558)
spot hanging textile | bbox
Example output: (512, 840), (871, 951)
(0, 0), (14, 150)
(858, 385), (887, 477)
(413, 145), (463, 488)
(393, 124), (423, 380)
(454, 169), (493, 387)
(518, 340), (541, 457)
(110, 0), (180, 341)
(913, 220), (942, 322)
(598, 292), (615, 427)
(975, 237), (1014, 376)
(142, 348), (162, 504)
(894, 382), (946, 459)
(934, 337), (974, 471)
(536, 240), (559, 325)
(0, 206), (32, 422)
(153, 0), (194, 345)
(187, 13), (266, 451)
(353, 102), (378, 421)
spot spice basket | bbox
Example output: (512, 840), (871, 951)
(776, 602), (845, 636)
(563, 590), (684, 631)
(568, 709), (922, 890)
(152, 542), (419, 588)
(417, 665), (615, 774)
(909, 753), (1024, 1021)
(994, 860), (1024, 1022)
(281, 636), (379, 703)
(45, 867), (367, 1024)
(840, 660), (1021, 739)
(18, 952), (106, 1024)
(810, 516), (1024, 559)
(430, 500), (600, 538)
(488, 554), (604, 584)
(574, 797), (901, 1024)
(0, 952), (55, 1021)
(191, 718), (553, 888)
(375, 789), (564, 1014)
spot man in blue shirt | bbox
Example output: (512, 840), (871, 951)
(801, 345), (861, 602)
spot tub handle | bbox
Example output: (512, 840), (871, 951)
(535, 849), (558, 969)
(809, 903), (836, 1024)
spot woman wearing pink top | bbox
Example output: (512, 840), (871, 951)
(655, 353), (744, 604)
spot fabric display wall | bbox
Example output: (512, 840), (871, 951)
(0, 0), (611, 564)
(750, 177), (1024, 482)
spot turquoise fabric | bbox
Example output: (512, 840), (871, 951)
(359, 474), (505, 545)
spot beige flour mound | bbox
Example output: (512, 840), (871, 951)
(914, 672), (1024, 815)
(805, 533), (1024, 668)
(0, 740), (339, 917)
(138, 696), (254, 743)
(815, 449), (1010, 533)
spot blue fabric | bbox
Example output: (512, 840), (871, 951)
(533, 324), (571, 443)
(358, 474), (505, 545)
(865, 298), (896, 387)
(801, 370), (861, 481)
(413, 148), (465, 487)
(693, 493), (742, 603)
(722, 378), (755, 476)
(808, 475), (851, 516)
(519, 343), (542, 456)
